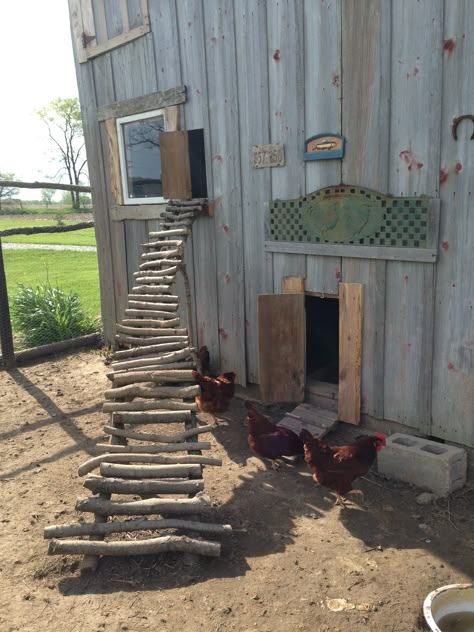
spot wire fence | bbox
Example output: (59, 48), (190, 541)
(0, 181), (102, 368)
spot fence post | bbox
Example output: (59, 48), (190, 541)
(0, 239), (16, 369)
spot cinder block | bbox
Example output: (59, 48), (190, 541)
(377, 433), (467, 497)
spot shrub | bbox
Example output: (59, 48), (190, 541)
(12, 283), (99, 348)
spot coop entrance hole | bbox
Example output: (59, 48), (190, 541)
(305, 294), (339, 385)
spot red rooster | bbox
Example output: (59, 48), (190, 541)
(245, 403), (303, 469)
(300, 430), (386, 507)
(193, 370), (236, 419)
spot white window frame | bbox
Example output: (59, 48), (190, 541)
(116, 108), (168, 206)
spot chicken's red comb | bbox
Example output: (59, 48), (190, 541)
(375, 432), (386, 441)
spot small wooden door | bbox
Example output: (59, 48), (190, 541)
(338, 282), (363, 424)
(258, 293), (305, 402)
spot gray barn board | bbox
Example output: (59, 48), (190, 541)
(431, 0), (474, 447)
(204, 0), (246, 383)
(177, 0), (219, 373)
(69, 0), (474, 448)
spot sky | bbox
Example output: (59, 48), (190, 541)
(0, 1), (79, 199)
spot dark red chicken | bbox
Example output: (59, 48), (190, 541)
(245, 403), (303, 469)
(300, 430), (386, 507)
(197, 345), (210, 376)
(193, 370), (236, 417)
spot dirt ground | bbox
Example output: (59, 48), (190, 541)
(0, 349), (473, 632)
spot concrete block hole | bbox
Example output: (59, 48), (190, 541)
(420, 444), (447, 455)
(393, 437), (418, 447)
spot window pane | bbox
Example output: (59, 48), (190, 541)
(122, 115), (164, 199)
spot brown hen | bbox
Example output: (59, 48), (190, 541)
(300, 429), (386, 507)
(246, 403), (303, 469)
(193, 370), (236, 418)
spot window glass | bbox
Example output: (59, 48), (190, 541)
(121, 114), (165, 200)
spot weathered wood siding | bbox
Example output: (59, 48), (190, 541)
(72, 0), (474, 445)
(431, 1), (474, 447)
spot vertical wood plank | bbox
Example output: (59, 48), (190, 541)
(342, 258), (385, 418)
(338, 282), (363, 424)
(93, 53), (129, 324)
(267, 0), (305, 200)
(340, 0), (391, 421)
(258, 294), (305, 402)
(342, 0), (391, 190)
(127, 0), (143, 30)
(385, 0), (443, 429)
(431, 0), (474, 447)
(147, 1), (197, 347)
(273, 253), (306, 295)
(304, 0), (342, 191)
(71, 52), (117, 343)
(204, 0), (246, 383)
(103, 118), (123, 205)
(148, 0), (181, 91)
(266, 0), (306, 359)
(305, 256), (341, 295)
(69, 0), (89, 63)
(302, 0), (342, 301)
(120, 0), (130, 32)
(282, 277), (305, 294)
(234, 0), (272, 383)
(177, 0), (219, 375)
(109, 34), (160, 301)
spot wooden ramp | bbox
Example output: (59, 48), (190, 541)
(44, 200), (232, 570)
(278, 402), (338, 439)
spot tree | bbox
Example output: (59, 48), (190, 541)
(37, 98), (88, 210)
(0, 172), (19, 210)
(41, 189), (55, 208)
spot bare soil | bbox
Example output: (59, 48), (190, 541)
(0, 350), (472, 632)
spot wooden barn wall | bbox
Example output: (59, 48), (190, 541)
(74, 0), (473, 444)
(431, 1), (474, 447)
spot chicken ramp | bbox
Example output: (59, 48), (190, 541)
(44, 200), (232, 571)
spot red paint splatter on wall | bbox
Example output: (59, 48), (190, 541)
(332, 74), (340, 87)
(222, 224), (230, 233)
(218, 328), (228, 340)
(413, 67), (419, 76)
(210, 36), (217, 44)
(441, 241), (449, 251)
(455, 161), (462, 174)
(335, 270), (341, 280)
(404, 275), (409, 282)
(273, 49), (280, 61)
(224, 274), (231, 284)
(399, 150), (423, 171)
(464, 341), (474, 347)
(440, 168), (449, 186)
(213, 154), (223, 163)
(443, 38), (456, 54)
(447, 361), (456, 371)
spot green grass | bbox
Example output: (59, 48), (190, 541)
(0, 219), (96, 246)
(3, 250), (100, 319)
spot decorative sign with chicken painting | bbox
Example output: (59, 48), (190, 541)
(268, 186), (431, 249)
(304, 134), (345, 161)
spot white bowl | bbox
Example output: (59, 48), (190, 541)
(423, 583), (474, 631)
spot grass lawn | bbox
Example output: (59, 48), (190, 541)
(3, 250), (101, 319)
(0, 218), (96, 247)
